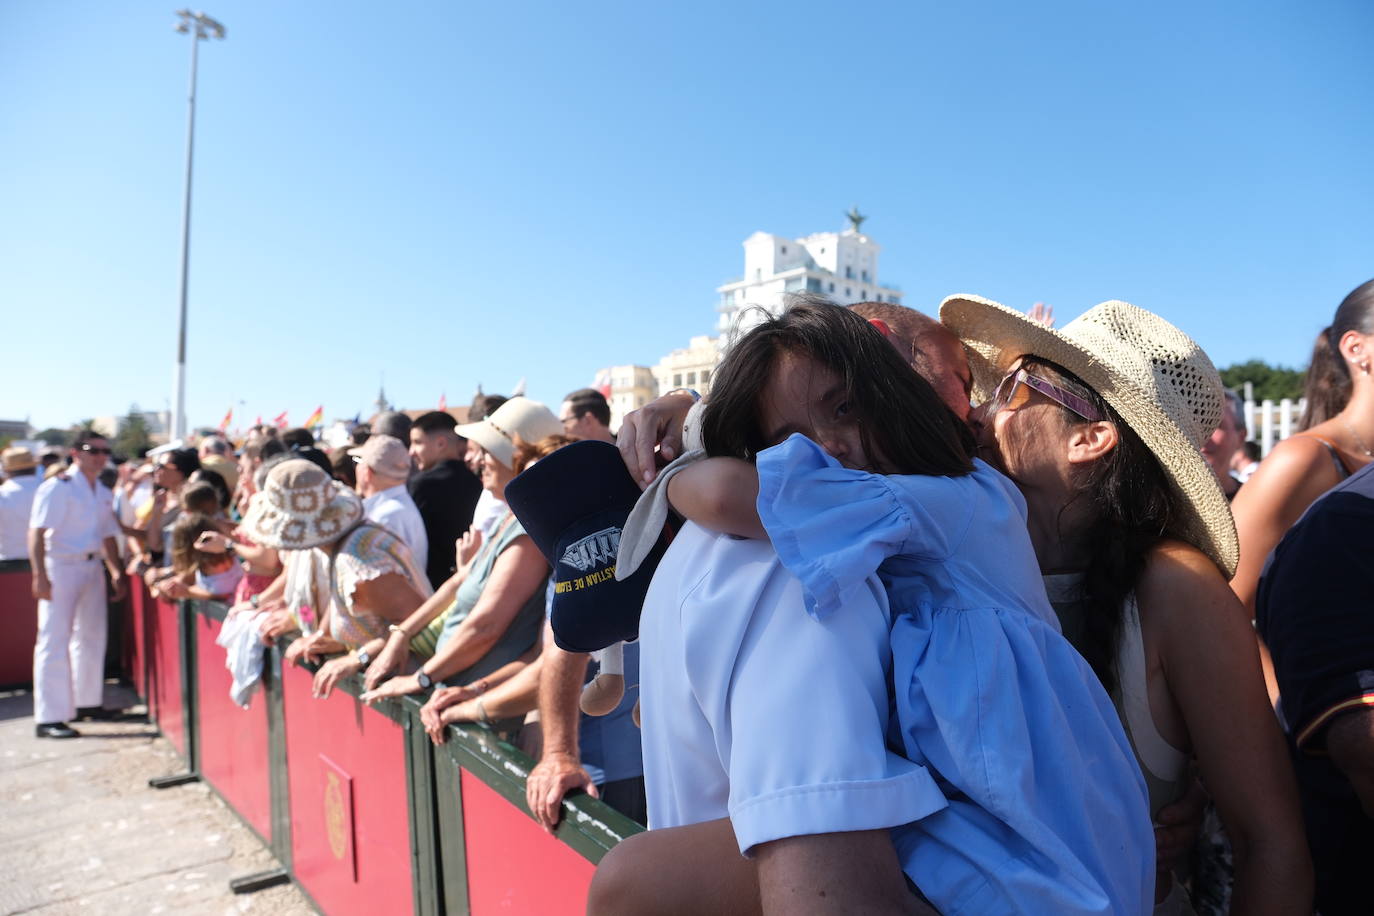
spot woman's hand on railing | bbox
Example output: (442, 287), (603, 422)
(359, 672), (420, 706)
(257, 608), (297, 644)
(418, 684), (481, 741)
(312, 654), (362, 699)
(362, 631), (408, 692)
(159, 578), (190, 600)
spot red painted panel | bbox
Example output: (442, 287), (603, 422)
(461, 770), (597, 915)
(0, 570), (38, 686)
(281, 661), (413, 916)
(148, 596), (186, 756)
(128, 584), (148, 698)
(193, 612), (271, 840)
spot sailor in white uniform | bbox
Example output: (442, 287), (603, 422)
(27, 432), (127, 738)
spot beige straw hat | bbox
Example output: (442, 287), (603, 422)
(241, 458), (363, 549)
(940, 294), (1238, 578)
(455, 397), (562, 470)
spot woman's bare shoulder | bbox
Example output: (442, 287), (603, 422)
(1136, 540), (1235, 615)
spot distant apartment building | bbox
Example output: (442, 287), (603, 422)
(716, 216), (902, 341)
(594, 214), (899, 424)
(595, 365), (658, 429)
(91, 410), (171, 443)
(0, 419), (30, 442)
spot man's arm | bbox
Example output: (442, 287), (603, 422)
(1327, 709), (1374, 818)
(755, 831), (934, 916)
(102, 535), (126, 600)
(526, 627), (596, 832)
(28, 527), (49, 599)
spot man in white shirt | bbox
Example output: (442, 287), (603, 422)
(28, 431), (127, 738)
(349, 434), (428, 574)
(0, 447), (43, 561)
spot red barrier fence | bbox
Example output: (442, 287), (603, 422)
(0, 560), (38, 686)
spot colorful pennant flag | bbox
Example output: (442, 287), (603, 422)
(438, 393), (447, 411)
(303, 405), (324, 429)
(273, 411), (289, 429)
(218, 407), (233, 431)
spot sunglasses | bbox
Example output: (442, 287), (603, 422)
(80, 445), (112, 455)
(991, 368), (1104, 422)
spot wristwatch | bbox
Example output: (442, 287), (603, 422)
(356, 648), (372, 667)
(416, 669), (433, 690)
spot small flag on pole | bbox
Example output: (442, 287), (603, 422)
(303, 405), (324, 429)
(218, 407), (233, 431)
(273, 411), (289, 429)
(438, 393), (447, 411)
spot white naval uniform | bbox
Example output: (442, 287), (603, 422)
(29, 471), (120, 724)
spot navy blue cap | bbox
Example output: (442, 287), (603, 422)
(504, 440), (670, 653)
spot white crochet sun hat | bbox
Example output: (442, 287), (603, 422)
(940, 294), (1238, 578)
(241, 458), (364, 550)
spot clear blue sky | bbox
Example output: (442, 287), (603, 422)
(3, 0), (1371, 432)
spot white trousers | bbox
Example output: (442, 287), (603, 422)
(33, 557), (108, 724)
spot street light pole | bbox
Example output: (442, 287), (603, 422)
(171, 10), (225, 442)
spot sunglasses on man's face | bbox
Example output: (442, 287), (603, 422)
(991, 368), (1104, 422)
(80, 445), (112, 456)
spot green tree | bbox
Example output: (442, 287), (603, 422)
(32, 427), (70, 447)
(1218, 359), (1305, 402)
(114, 406), (152, 459)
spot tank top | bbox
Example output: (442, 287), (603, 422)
(1295, 434), (1354, 480)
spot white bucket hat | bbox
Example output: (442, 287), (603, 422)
(940, 294), (1238, 578)
(455, 397), (562, 469)
(241, 458), (364, 549)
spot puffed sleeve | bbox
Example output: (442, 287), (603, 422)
(756, 434), (913, 620)
(333, 528), (408, 601)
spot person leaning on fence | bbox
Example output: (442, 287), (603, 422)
(28, 430), (128, 738)
(357, 398), (559, 707)
(238, 458), (433, 699)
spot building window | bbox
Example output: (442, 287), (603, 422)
(755, 268), (762, 281)
(687, 371), (696, 385)
(862, 290), (868, 299)
(701, 369), (711, 383)
(806, 277), (822, 292)
(781, 245), (787, 254)
(674, 373), (683, 387)
(845, 287), (851, 297)
(861, 270), (869, 282)
(845, 266), (853, 279)
(828, 281), (835, 293)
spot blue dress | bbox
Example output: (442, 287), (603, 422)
(757, 434), (1155, 915)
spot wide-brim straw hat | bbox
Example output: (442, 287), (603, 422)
(455, 397), (562, 470)
(940, 294), (1238, 578)
(241, 458), (363, 550)
(2, 446), (37, 472)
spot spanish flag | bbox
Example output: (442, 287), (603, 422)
(218, 407), (233, 431)
(303, 405), (324, 429)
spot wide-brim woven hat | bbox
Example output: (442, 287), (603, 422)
(241, 457), (363, 549)
(2, 446), (37, 472)
(454, 397), (562, 470)
(940, 294), (1238, 578)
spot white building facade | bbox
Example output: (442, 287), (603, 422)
(716, 223), (902, 341)
(595, 365), (659, 429)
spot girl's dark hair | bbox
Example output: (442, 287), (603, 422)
(1300, 280), (1374, 429)
(189, 468), (230, 509)
(181, 481), (222, 516)
(1024, 357), (1183, 695)
(164, 447), (201, 479)
(330, 449), (357, 489)
(170, 512), (223, 574)
(702, 296), (975, 476)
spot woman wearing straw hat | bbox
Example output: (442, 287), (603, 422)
(940, 295), (1311, 913)
(240, 457), (433, 696)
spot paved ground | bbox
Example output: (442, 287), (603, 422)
(0, 681), (313, 915)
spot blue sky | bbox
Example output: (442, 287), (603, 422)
(3, 0), (1371, 431)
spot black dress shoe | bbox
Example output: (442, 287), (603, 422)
(36, 722), (80, 739)
(75, 706), (123, 721)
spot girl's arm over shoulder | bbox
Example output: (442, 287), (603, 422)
(667, 457), (766, 540)
(1138, 540), (1313, 915)
(1231, 435), (1345, 615)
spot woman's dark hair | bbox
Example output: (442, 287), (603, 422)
(163, 447), (201, 479)
(1298, 280), (1374, 430)
(1024, 356), (1183, 695)
(189, 468), (230, 509)
(260, 438), (287, 462)
(701, 296), (975, 476)
(331, 448), (357, 489)
(170, 511), (224, 575)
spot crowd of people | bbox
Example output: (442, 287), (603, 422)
(2, 277), (1372, 914)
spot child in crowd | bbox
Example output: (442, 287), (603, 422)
(628, 301), (1153, 913)
(156, 512), (245, 602)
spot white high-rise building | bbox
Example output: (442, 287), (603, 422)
(593, 214), (900, 421)
(716, 213), (902, 341)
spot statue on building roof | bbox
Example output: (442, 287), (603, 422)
(845, 206), (867, 233)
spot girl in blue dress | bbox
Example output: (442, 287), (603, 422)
(645, 299), (1154, 914)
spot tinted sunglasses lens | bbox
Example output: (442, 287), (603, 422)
(83, 446), (111, 455)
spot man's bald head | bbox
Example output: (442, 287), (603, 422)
(850, 301), (973, 421)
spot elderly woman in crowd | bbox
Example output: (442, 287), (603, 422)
(356, 397), (561, 706)
(594, 297), (1311, 915)
(238, 457), (433, 697)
